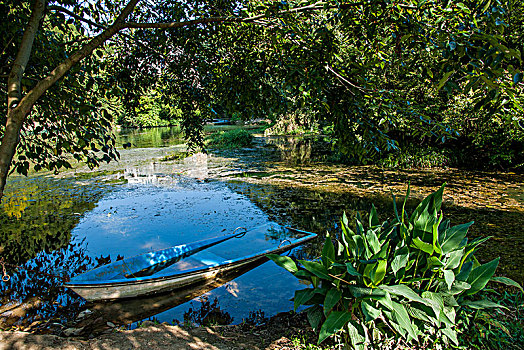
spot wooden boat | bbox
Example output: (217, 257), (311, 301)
(64, 224), (316, 301)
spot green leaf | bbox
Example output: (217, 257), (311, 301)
(346, 263), (362, 276)
(440, 327), (459, 346)
(299, 260), (333, 280)
(294, 288), (316, 310)
(322, 235), (336, 267)
(406, 304), (437, 324)
(422, 291), (444, 322)
(366, 230), (381, 255)
(379, 284), (429, 306)
(349, 286), (386, 298)
(462, 299), (507, 310)
(466, 258), (499, 295)
(391, 247), (409, 275)
(456, 261), (473, 281)
(490, 276), (524, 293)
(305, 305), (323, 332)
(323, 288), (342, 315)
(390, 301), (418, 341)
(267, 254), (298, 274)
(369, 204), (379, 227)
(445, 249), (464, 270)
(346, 320), (367, 350)
(294, 269), (313, 281)
(361, 300), (381, 322)
(448, 280), (471, 295)
(437, 71), (454, 91)
(411, 237), (434, 254)
(443, 270), (455, 291)
(439, 222), (473, 254)
(318, 311), (352, 344)
(364, 259), (387, 286)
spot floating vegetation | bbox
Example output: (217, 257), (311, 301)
(160, 151), (192, 162)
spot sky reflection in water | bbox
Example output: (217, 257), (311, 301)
(72, 176), (305, 325)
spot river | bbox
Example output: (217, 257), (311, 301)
(1, 126), (523, 335)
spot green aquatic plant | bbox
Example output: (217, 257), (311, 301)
(269, 184), (523, 349)
(206, 129), (253, 149)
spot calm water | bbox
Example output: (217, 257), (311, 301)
(1, 126), (522, 334)
(0, 126), (335, 333)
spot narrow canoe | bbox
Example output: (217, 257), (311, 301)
(64, 224), (316, 301)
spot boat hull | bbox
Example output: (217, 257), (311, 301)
(65, 227), (316, 301)
(68, 256), (262, 301)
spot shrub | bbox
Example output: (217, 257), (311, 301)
(206, 129), (253, 149)
(269, 184), (523, 349)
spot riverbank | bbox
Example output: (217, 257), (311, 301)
(0, 312), (317, 350)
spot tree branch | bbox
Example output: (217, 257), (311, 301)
(125, 1), (365, 29)
(48, 5), (106, 31)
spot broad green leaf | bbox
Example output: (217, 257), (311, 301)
(422, 291), (444, 322)
(379, 284), (429, 306)
(318, 311), (352, 344)
(490, 276), (524, 293)
(411, 237), (434, 254)
(294, 288), (316, 310)
(439, 222), (473, 254)
(443, 270), (455, 291)
(427, 256), (444, 269)
(305, 305), (323, 332)
(390, 301), (418, 341)
(364, 259), (387, 286)
(411, 184), (445, 222)
(445, 249), (464, 270)
(406, 304), (436, 324)
(322, 235), (335, 267)
(346, 263), (362, 276)
(323, 288), (342, 315)
(346, 320), (367, 350)
(366, 230), (381, 255)
(369, 204), (379, 227)
(441, 305), (456, 325)
(349, 286), (386, 298)
(267, 254), (298, 274)
(391, 252), (409, 275)
(456, 261), (473, 281)
(361, 300), (381, 322)
(294, 269), (313, 281)
(440, 327), (459, 346)
(299, 260), (332, 280)
(448, 280), (471, 295)
(462, 299), (507, 310)
(443, 295), (459, 307)
(466, 258), (499, 295)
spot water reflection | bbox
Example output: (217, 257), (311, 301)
(0, 239), (92, 333)
(74, 259), (267, 336)
(117, 126), (185, 149)
(0, 176), (111, 266)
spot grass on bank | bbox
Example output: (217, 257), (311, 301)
(205, 129), (254, 149)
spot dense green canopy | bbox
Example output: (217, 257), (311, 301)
(1, 0), (523, 200)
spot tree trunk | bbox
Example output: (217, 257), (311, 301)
(0, 0), (139, 202)
(0, 0), (46, 201)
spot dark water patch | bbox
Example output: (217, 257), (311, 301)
(0, 176), (113, 266)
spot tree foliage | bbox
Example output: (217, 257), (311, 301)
(1, 0), (523, 200)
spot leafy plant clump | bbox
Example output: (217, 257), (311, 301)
(206, 129), (253, 149)
(269, 184), (523, 349)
